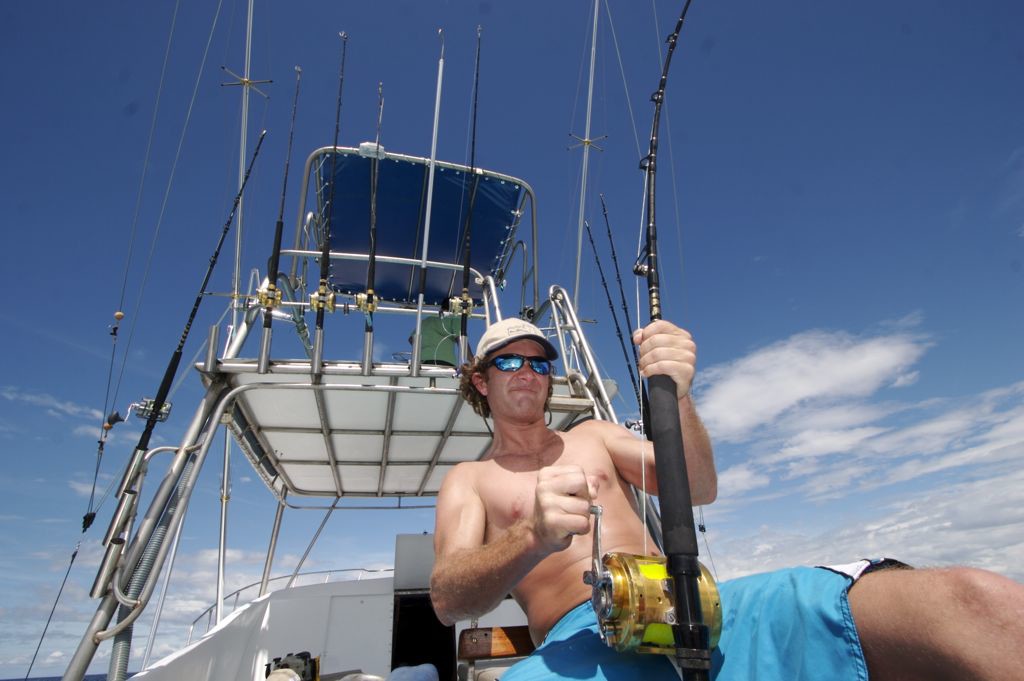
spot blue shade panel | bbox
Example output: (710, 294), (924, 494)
(314, 151), (525, 305)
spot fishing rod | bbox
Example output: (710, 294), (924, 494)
(582, 2), (718, 679)
(357, 80), (384, 374)
(102, 131), (266, 535)
(311, 33), (347, 376)
(456, 27), (482, 357)
(598, 194), (649, 418)
(636, 1), (714, 678)
(75, 135), (267, 681)
(583, 218), (642, 409)
(258, 66), (303, 374)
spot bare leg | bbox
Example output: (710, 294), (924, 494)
(849, 567), (1024, 681)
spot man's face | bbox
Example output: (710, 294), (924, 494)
(472, 339), (552, 423)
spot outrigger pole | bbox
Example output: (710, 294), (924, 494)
(635, 0), (711, 678)
(411, 30), (446, 377)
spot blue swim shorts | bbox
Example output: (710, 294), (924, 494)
(500, 560), (896, 681)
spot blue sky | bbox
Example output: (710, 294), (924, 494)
(2, 0), (1023, 677)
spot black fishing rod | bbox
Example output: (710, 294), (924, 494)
(109, 132), (267, 513)
(259, 66), (303, 374)
(312, 33), (347, 374)
(458, 27), (482, 350)
(362, 81), (384, 331)
(598, 194), (651, 417)
(583, 218), (642, 409)
(635, 1), (710, 678)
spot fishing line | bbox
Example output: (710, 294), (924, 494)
(646, 0), (689, 322)
(602, 0), (643, 159)
(85, 0), (188, 530)
(108, 0), (227, 415)
(697, 506), (718, 582)
(637, 0), (711, 674)
(24, 542), (80, 680)
(86, 299), (234, 523)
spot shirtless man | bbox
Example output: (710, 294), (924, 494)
(431, 317), (1024, 680)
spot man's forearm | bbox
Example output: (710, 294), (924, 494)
(431, 519), (547, 625)
(679, 395), (716, 505)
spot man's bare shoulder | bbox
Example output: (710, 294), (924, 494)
(562, 418), (634, 441)
(440, 459), (489, 486)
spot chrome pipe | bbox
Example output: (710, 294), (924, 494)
(215, 429), (231, 624)
(361, 327), (374, 376)
(259, 501), (286, 597)
(257, 325), (272, 374)
(102, 489), (137, 547)
(115, 447), (144, 499)
(224, 303), (260, 360)
(312, 328), (324, 375)
(90, 538), (125, 599)
(141, 516), (184, 671)
(204, 324), (220, 373)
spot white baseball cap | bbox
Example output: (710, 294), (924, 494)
(475, 318), (559, 360)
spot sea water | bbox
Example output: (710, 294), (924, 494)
(10, 675), (112, 681)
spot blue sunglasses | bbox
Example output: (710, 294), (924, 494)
(489, 354), (553, 376)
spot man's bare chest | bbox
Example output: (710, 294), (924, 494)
(475, 433), (618, 540)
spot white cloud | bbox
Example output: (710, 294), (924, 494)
(775, 402), (895, 433)
(707, 463), (1024, 583)
(72, 423), (143, 445)
(697, 330), (929, 442)
(0, 386), (103, 421)
(68, 480), (95, 497)
(892, 371), (919, 387)
(697, 322), (1024, 507)
(717, 463), (770, 496)
(768, 426), (889, 463)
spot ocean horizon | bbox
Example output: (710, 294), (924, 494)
(9, 675), (113, 681)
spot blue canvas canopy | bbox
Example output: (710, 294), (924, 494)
(312, 147), (530, 306)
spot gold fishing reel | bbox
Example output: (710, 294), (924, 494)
(583, 505), (721, 655)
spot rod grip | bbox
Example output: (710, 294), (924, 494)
(647, 374), (698, 555)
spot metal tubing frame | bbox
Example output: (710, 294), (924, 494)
(63, 383), (229, 681)
(548, 285), (617, 422)
(285, 498), (339, 588)
(216, 428), (231, 624)
(101, 411), (228, 640)
(259, 500), (287, 597)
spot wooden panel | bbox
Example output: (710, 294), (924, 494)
(457, 626), (535, 661)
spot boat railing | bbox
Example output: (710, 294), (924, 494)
(185, 567), (395, 645)
(548, 284), (618, 423)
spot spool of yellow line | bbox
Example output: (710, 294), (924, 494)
(599, 553), (721, 655)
